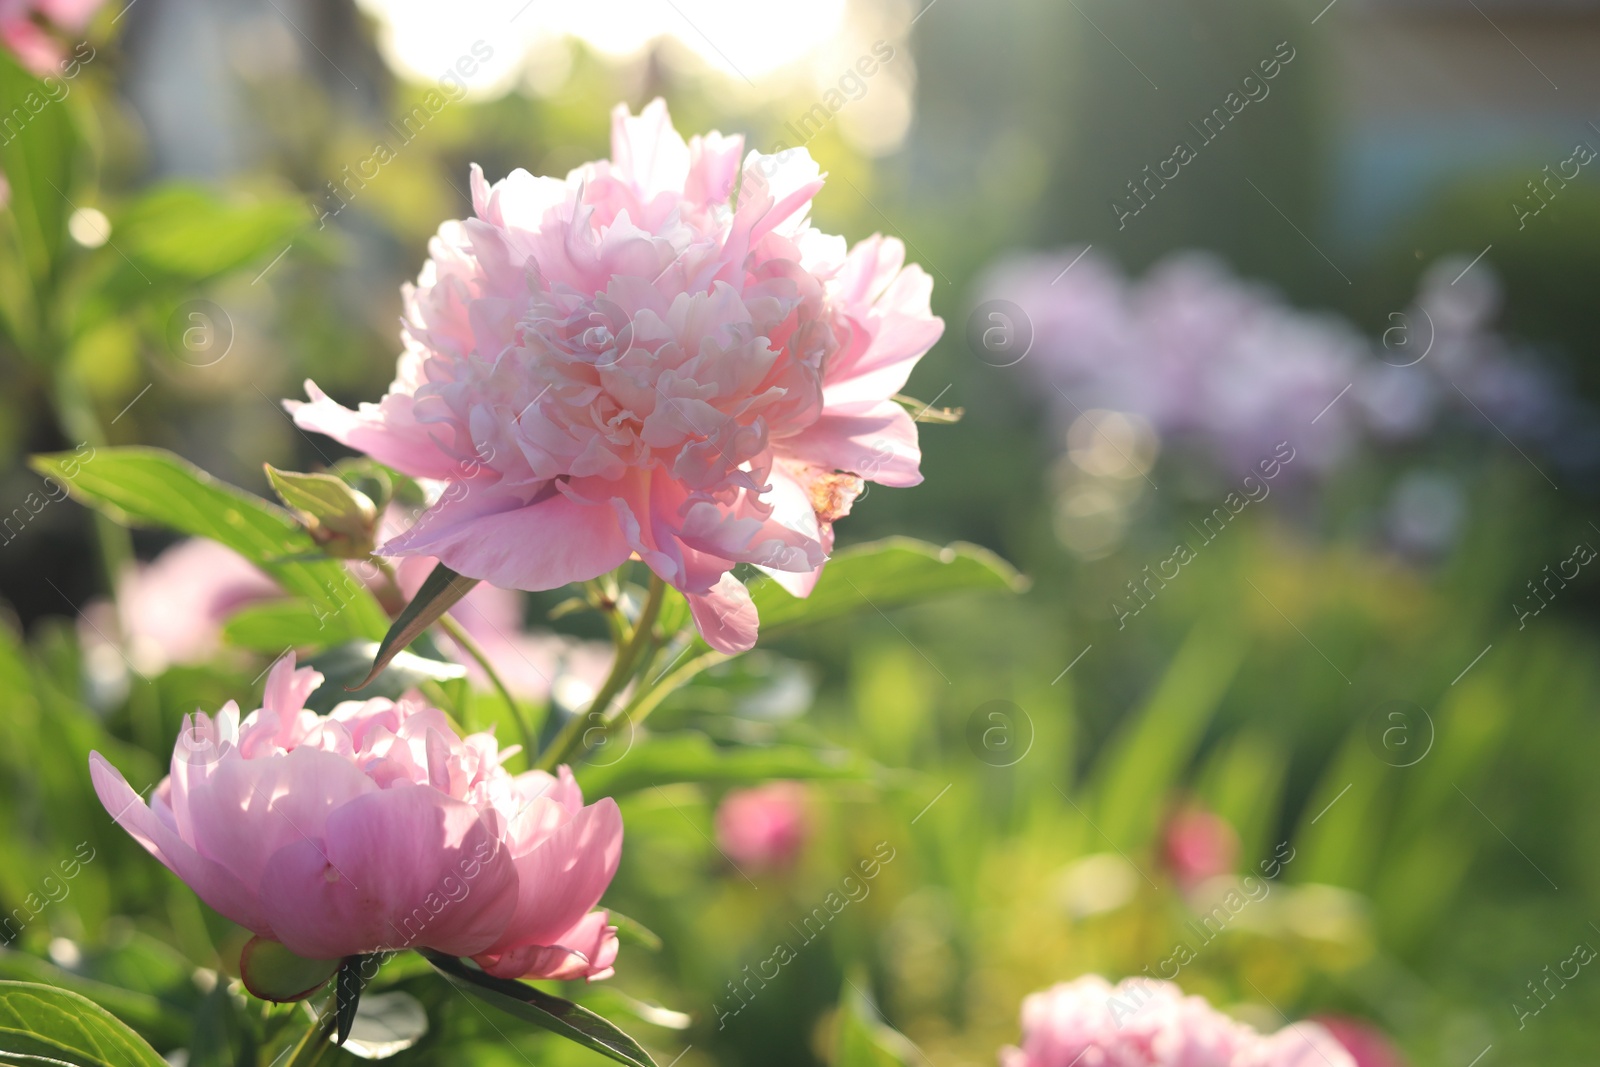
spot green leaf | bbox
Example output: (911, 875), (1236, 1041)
(333, 956), (372, 1046)
(573, 731), (875, 797)
(223, 598), (361, 652)
(28, 447), (388, 640)
(265, 465), (378, 558)
(0, 952), (187, 1050)
(0, 981), (169, 1067)
(605, 910), (663, 952)
(1087, 622), (1248, 850)
(0, 52), (82, 300)
(420, 951), (656, 1067)
(353, 562), (478, 692)
(90, 184), (306, 312)
(303, 641), (466, 714)
(752, 538), (1027, 636)
(836, 976), (919, 1067)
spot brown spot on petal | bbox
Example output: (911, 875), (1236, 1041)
(808, 471), (863, 523)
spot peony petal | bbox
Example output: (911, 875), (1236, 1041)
(257, 784), (519, 959)
(688, 573), (759, 654)
(492, 797), (622, 952)
(781, 400), (923, 488)
(89, 754), (271, 935)
(287, 382), (466, 482)
(383, 484), (632, 592)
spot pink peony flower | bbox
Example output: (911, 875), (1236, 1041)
(1311, 1017), (1405, 1067)
(999, 976), (1356, 1067)
(714, 780), (810, 871)
(288, 99), (944, 655)
(89, 654), (622, 987)
(1162, 806), (1240, 892)
(108, 538), (282, 673)
(0, 0), (100, 75)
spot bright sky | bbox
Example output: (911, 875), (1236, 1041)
(357, 0), (854, 94)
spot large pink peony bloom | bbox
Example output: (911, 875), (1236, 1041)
(288, 99), (944, 654)
(89, 655), (622, 986)
(1000, 976), (1355, 1067)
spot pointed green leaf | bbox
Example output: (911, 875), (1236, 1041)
(334, 956), (372, 1046)
(0, 981), (169, 1067)
(605, 910), (663, 952)
(836, 975), (920, 1067)
(352, 562), (479, 691)
(223, 598), (361, 652)
(573, 731), (875, 797)
(421, 952), (656, 1067)
(751, 538), (1027, 636)
(28, 447), (388, 639)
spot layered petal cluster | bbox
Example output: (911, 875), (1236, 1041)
(89, 655), (622, 984)
(289, 99), (943, 653)
(999, 976), (1355, 1067)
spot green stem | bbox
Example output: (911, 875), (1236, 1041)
(436, 612), (535, 752)
(617, 647), (726, 734)
(536, 573), (667, 772)
(280, 1002), (335, 1067)
(51, 364), (131, 594)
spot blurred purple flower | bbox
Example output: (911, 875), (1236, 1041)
(982, 249), (1365, 480)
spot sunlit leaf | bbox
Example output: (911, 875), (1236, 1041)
(420, 951), (656, 1067)
(353, 562), (478, 691)
(28, 447), (388, 640)
(573, 731), (875, 797)
(0, 980), (169, 1067)
(752, 538), (1027, 636)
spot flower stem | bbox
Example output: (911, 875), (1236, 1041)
(281, 1001), (336, 1067)
(535, 573), (667, 772)
(436, 612), (536, 753)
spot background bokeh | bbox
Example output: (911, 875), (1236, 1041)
(3, 0), (1600, 1064)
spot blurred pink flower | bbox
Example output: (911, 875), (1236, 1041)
(111, 538), (281, 673)
(1162, 806), (1240, 891)
(1000, 976), (1355, 1067)
(1312, 1017), (1405, 1067)
(84, 534), (609, 699)
(0, 0), (99, 75)
(714, 781), (810, 871)
(89, 654), (622, 990)
(288, 99), (943, 655)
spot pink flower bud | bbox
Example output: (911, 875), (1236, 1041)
(714, 781), (810, 872)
